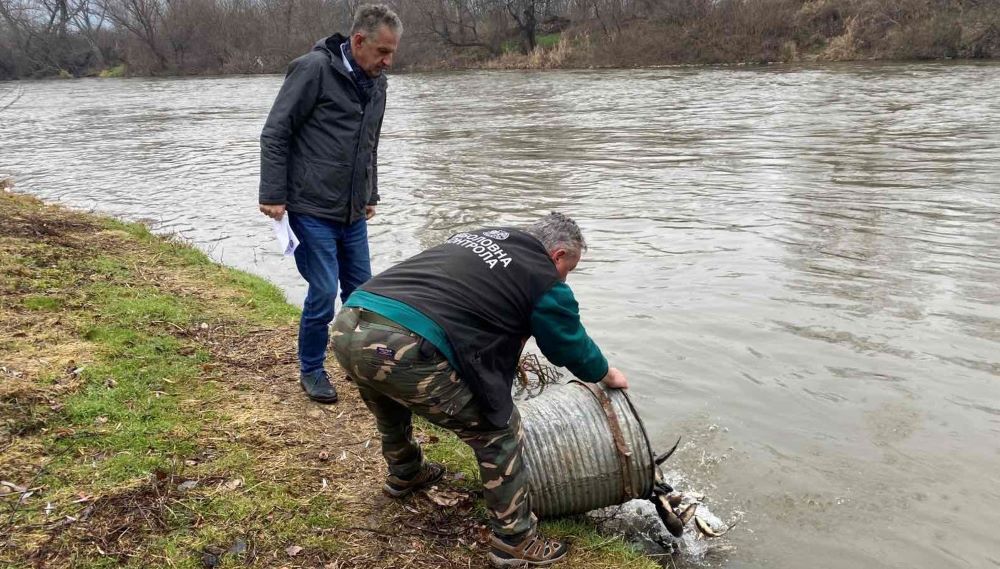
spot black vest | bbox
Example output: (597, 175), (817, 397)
(360, 227), (560, 427)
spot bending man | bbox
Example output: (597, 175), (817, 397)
(331, 213), (628, 567)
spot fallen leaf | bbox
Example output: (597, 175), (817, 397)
(1, 481), (27, 493)
(285, 545), (302, 557)
(423, 487), (470, 508)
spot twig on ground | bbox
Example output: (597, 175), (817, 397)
(1, 447), (71, 540)
(402, 519), (462, 537)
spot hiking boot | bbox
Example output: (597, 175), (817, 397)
(383, 461), (446, 498)
(488, 529), (569, 568)
(299, 369), (338, 404)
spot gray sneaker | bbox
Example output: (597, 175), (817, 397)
(299, 369), (338, 404)
(383, 462), (446, 498)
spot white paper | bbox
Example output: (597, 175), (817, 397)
(272, 213), (299, 256)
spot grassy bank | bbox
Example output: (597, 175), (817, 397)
(0, 191), (657, 568)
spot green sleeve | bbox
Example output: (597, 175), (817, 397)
(530, 282), (609, 382)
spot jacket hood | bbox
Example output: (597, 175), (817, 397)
(313, 33), (387, 87)
(312, 34), (350, 77)
(314, 33), (349, 54)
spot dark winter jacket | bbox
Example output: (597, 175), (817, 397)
(259, 34), (386, 224)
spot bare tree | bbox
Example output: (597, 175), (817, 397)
(419, 0), (495, 50)
(69, 0), (109, 68)
(504, 0), (553, 52)
(100, 0), (169, 69)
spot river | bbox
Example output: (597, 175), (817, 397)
(2, 62), (999, 568)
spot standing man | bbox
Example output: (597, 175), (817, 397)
(258, 5), (401, 404)
(330, 213), (629, 567)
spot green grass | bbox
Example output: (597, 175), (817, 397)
(101, 217), (298, 326)
(541, 518), (655, 565)
(98, 64), (126, 78)
(1, 202), (317, 566)
(43, 282), (208, 487)
(218, 269), (300, 324)
(22, 295), (62, 311)
(415, 417), (480, 487)
(537, 33), (562, 49)
(502, 33), (562, 54)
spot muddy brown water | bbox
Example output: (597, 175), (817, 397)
(2, 63), (999, 568)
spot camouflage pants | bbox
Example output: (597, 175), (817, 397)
(330, 307), (536, 537)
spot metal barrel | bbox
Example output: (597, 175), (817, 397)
(518, 380), (656, 518)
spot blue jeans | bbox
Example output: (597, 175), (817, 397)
(288, 212), (372, 374)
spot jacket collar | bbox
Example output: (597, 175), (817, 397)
(315, 33), (387, 91)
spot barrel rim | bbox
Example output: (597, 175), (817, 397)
(568, 380), (656, 500)
(619, 387), (656, 499)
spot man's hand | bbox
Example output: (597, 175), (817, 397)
(600, 367), (629, 390)
(365, 205), (377, 220)
(260, 204), (286, 220)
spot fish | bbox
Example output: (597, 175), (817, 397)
(652, 494), (685, 537)
(677, 503), (698, 524)
(694, 516), (733, 538)
(666, 492), (684, 508)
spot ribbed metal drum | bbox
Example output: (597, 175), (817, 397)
(518, 381), (656, 517)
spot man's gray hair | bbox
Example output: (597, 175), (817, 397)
(351, 4), (403, 37)
(523, 212), (587, 256)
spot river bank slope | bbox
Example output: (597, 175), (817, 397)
(0, 190), (657, 568)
